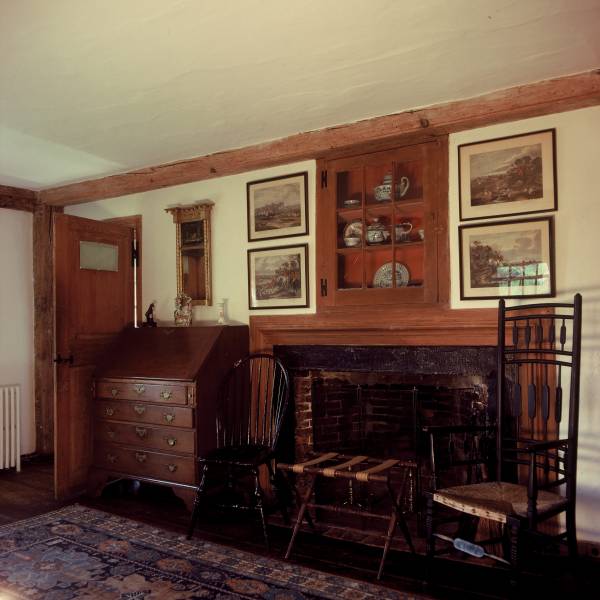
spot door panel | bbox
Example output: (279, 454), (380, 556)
(54, 214), (134, 499)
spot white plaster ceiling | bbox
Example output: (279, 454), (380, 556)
(1, 0), (599, 190)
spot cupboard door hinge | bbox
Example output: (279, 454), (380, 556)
(321, 170), (328, 189)
(320, 278), (328, 297)
(131, 242), (138, 267)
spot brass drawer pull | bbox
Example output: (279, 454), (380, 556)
(133, 405), (146, 415)
(135, 427), (147, 439)
(166, 436), (177, 447)
(105, 407), (115, 417)
(107, 430), (116, 440)
(135, 452), (147, 463)
(167, 464), (178, 473)
(107, 453), (118, 464)
(160, 390), (172, 400)
(134, 384), (146, 395)
(111, 388), (119, 397)
(164, 413), (175, 424)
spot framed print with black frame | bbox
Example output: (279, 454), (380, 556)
(458, 129), (557, 221)
(459, 216), (555, 300)
(247, 172), (309, 241)
(247, 243), (309, 310)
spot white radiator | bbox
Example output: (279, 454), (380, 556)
(0, 385), (21, 472)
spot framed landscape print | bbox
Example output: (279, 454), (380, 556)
(247, 244), (309, 309)
(459, 217), (555, 300)
(458, 129), (556, 221)
(247, 172), (308, 241)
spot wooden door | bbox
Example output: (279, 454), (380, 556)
(54, 214), (135, 499)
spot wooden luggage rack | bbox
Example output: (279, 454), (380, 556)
(278, 452), (417, 579)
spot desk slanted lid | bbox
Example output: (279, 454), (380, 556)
(96, 325), (248, 381)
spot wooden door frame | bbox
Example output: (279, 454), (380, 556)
(103, 214), (143, 324)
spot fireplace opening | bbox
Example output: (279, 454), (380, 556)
(275, 345), (497, 513)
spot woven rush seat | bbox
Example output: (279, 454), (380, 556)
(434, 481), (567, 524)
(279, 451), (417, 580)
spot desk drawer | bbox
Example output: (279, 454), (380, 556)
(94, 443), (196, 485)
(96, 380), (191, 405)
(95, 400), (194, 428)
(95, 421), (195, 454)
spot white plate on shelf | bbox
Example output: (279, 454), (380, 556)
(372, 262), (410, 288)
(343, 198), (361, 207)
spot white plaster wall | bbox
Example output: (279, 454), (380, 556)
(66, 107), (600, 541)
(66, 160), (316, 324)
(0, 209), (35, 455)
(449, 105), (600, 542)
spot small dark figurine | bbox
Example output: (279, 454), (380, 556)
(143, 302), (157, 327)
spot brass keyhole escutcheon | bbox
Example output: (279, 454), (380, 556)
(134, 384), (146, 395)
(107, 453), (117, 464)
(166, 437), (177, 447)
(135, 427), (147, 439)
(167, 464), (177, 473)
(135, 452), (147, 463)
(107, 430), (116, 439)
(134, 405), (146, 415)
(111, 388), (119, 397)
(105, 407), (115, 417)
(164, 413), (175, 424)
(160, 391), (172, 400)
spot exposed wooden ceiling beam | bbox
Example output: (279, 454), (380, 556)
(0, 185), (37, 212)
(39, 69), (600, 207)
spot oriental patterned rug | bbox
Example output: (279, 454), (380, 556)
(0, 505), (426, 599)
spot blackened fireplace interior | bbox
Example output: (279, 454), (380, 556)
(275, 345), (497, 508)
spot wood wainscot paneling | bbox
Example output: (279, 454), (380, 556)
(250, 307), (499, 353)
(39, 70), (600, 207)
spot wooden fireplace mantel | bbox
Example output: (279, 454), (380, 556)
(250, 306), (499, 353)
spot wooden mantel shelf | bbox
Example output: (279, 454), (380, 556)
(250, 307), (499, 353)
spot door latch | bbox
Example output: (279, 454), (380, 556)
(54, 354), (74, 365)
(320, 278), (328, 297)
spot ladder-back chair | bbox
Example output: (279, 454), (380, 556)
(425, 294), (582, 582)
(187, 353), (290, 548)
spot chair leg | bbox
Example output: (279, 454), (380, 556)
(566, 504), (578, 559)
(253, 468), (270, 551)
(285, 476), (316, 560)
(506, 517), (521, 589)
(423, 493), (436, 587)
(268, 461), (291, 526)
(425, 493), (435, 559)
(187, 463), (208, 540)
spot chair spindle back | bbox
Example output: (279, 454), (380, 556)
(216, 353), (290, 452)
(497, 294), (582, 501)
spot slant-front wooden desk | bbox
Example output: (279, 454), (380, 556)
(88, 325), (248, 510)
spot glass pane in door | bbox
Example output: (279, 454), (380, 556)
(336, 169), (363, 210)
(337, 252), (363, 289)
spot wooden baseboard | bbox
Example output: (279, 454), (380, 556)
(579, 539), (600, 560)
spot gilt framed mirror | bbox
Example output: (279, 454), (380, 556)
(165, 202), (213, 306)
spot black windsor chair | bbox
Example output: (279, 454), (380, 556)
(425, 295), (582, 586)
(187, 353), (290, 548)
